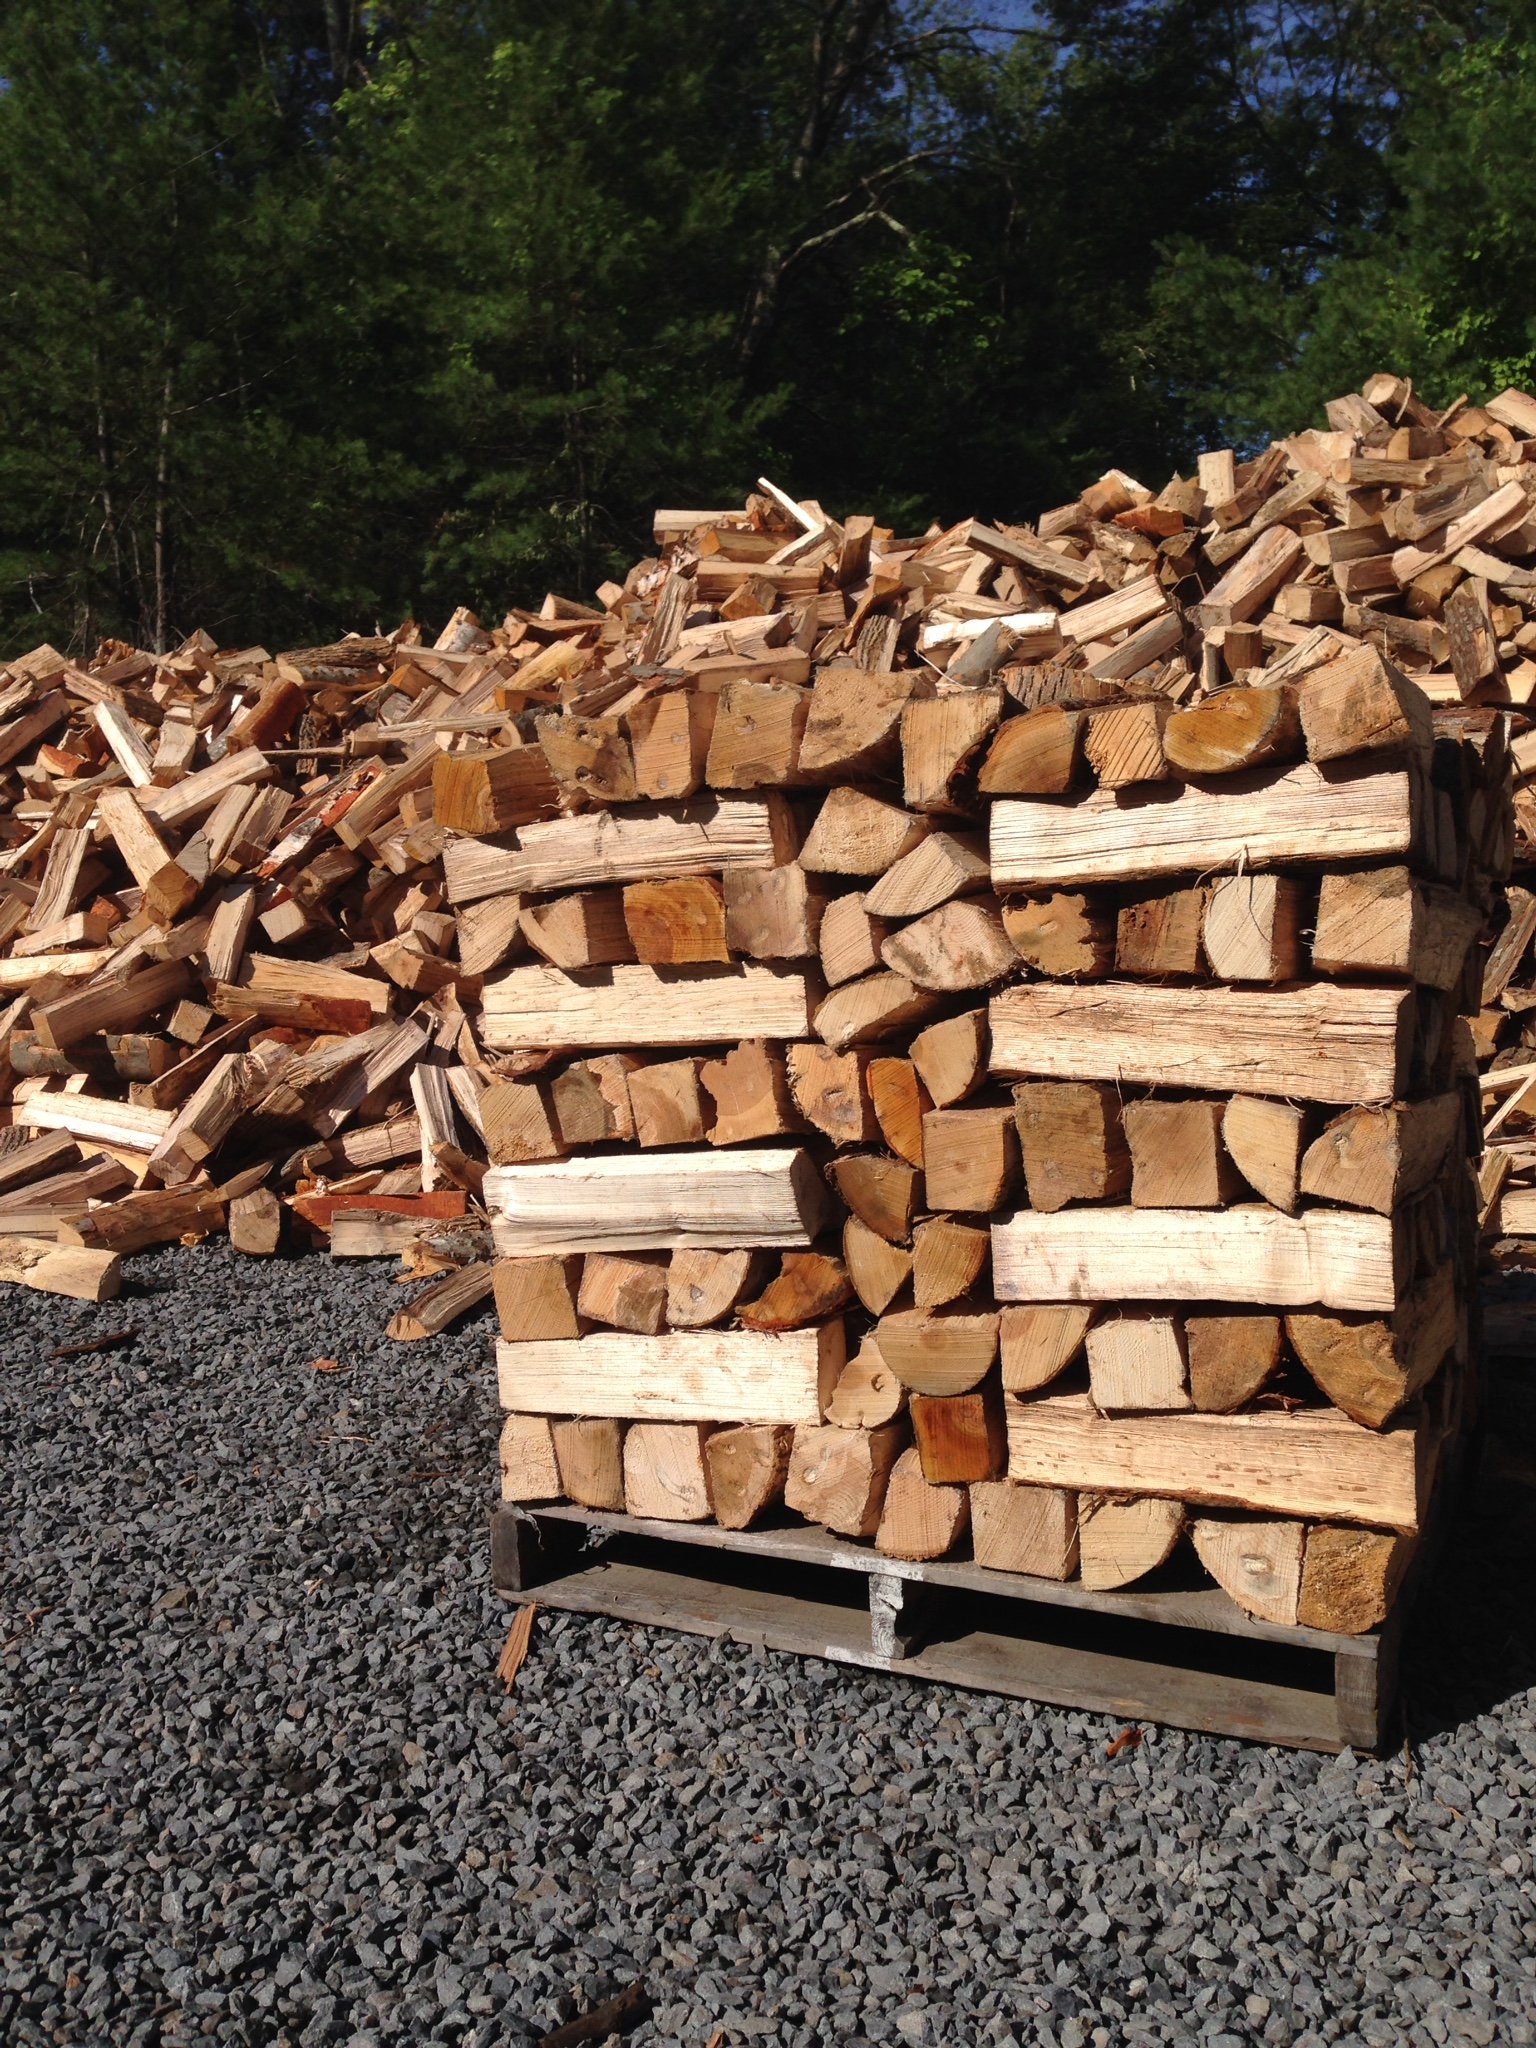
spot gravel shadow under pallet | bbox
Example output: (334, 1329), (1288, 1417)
(490, 1498), (1449, 1754)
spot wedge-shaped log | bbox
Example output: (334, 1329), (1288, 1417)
(552, 1418), (625, 1511)
(705, 678), (808, 787)
(1084, 700), (1172, 787)
(666, 1248), (764, 1329)
(902, 689), (1001, 813)
(1116, 883), (1206, 978)
(1297, 643), (1434, 764)
(499, 1321), (843, 1425)
(1000, 1304), (1094, 1393)
(433, 744), (559, 834)
(990, 760), (1414, 889)
(1007, 1394), (1425, 1530)
(486, 1147), (826, 1254)
(993, 1204), (1401, 1312)
(786, 1042), (875, 1145)
(1191, 1516), (1304, 1626)
(799, 668), (918, 779)
(799, 787), (928, 875)
(825, 1336), (907, 1427)
(722, 863), (828, 959)
(1163, 684), (1300, 775)
(909, 1386), (1006, 1484)
(622, 877), (730, 964)
(1285, 1267), (1455, 1429)
(818, 892), (887, 986)
(446, 795), (794, 900)
(1312, 867), (1482, 990)
(843, 1216), (913, 1314)
(628, 1058), (708, 1147)
(1185, 1313), (1281, 1412)
(628, 688), (717, 801)
(483, 962), (814, 1050)
(494, 1254), (585, 1342)
(738, 1253), (853, 1331)
(1078, 1495), (1185, 1591)
(978, 706), (1084, 795)
(909, 1007), (988, 1107)
(912, 1217), (988, 1309)
(1223, 1097), (1309, 1213)
(863, 831), (990, 920)
(876, 1448), (970, 1560)
(814, 970), (940, 1052)
(969, 1481), (1078, 1579)
(1299, 1095), (1462, 1215)
(868, 1057), (928, 1167)
(876, 1307), (998, 1394)
(923, 1106), (1019, 1212)
(579, 1250), (669, 1335)
(787, 1421), (905, 1538)
(830, 1151), (919, 1242)
(880, 900), (1016, 992)
(701, 1041), (799, 1146)
(989, 982), (1413, 1105)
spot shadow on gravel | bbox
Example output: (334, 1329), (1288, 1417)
(1397, 1326), (1536, 1746)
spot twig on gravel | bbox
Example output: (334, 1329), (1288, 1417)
(536, 1978), (652, 2047)
(496, 1605), (538, 1693)
(47, 1329), (136, 1360)
(1105, 1726), (1143, 1759)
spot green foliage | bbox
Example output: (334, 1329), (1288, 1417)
(0, 0), (1532, 653)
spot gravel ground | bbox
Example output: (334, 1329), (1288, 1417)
(4, 1241), (1536, 2048)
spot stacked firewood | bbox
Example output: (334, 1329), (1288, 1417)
(0, 372), (1527, 1631)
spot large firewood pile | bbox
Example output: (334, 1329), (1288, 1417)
(1, 372), (1530, 1626)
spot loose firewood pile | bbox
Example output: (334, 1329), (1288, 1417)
(0, 372), (1525, 1640)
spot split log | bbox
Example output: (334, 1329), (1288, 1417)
(786, 1422), (905, 1539)
(0, 1235), (121, 1301)
(623, 1422), (716, 1521)
(989, 981), (1414, 1105)
(628, 1058), (708, 1147)
(1007, 1393), (1424, 1529)
(992, 1205), (1402, 1312)
(519, 890), (635, 970)
(1162, 684), (1301, 774)
(1312, 867), (1481, 990)
(628, 689), (716, 800)
(1190, 1516), (1304, 1625)
(863, 830), (990, 920)
(1083, 700), (1173, 787)
(875, 1448), (970, 1560)
(666, 1247), (764, 1328)
(829, 1151), (920, 1242)
(977, 705), (1084, 794)
(798, 667), (919, 779)
(1298, 1525), (1410, 1634)
(921, 1106), (1019, 1212)
(880, 899), (1016, 992)
(700, 1041), (799, 1146)
(228, 1187), (283, 1256)
(1078, 1495), (1185, 1591)
(1222, 1096), (1309, 1213)
(482, 1080), (565, 1165)
(499, 1414), (563, 1503)
(1001, 892), (1114, 979)
(1013, 1082), (1129, 1212)
(813, 970), (941, 1052)
(876, 1307), (998, 1394)
(1297, 643), (1434, 763)
(704, 678), (808, 787)
(1085, 1314), (1191, 1413)
(825, 1336), (907, 1427)
(799, 787), (929, 875)
(1299, 1094), (1462, 1214)
(722, 863), (828, 959)
(1202, 874), (1306, 983)
(1115, 883), (1206, 978)
(1285, 1268), (1455, 1427)
(842, 1215), (913, 1314)
(969, 1481), (1078, 1579)
(818, 892), (887, 986)
(432, 744), (559, 833)
(706, 1423), (793, 1529)
(1184, 1314), (1282, 1412)
(499, 1322), (843, 1424)
(785, 1042), (875, 1144)
(483, 962), (815, 1050)
(902, 689), (1001, 812)
(578, 1250), (670, 1334)
(868, 1057), (929, 1167)
(1000, 1304), (1094, 1393)
(446, 795), (796, 898)
(499, 1245), (589, 1343)
(550, 1054), (641, 1147)
(537, 713), (638, 803)
(1123, 1099), (1243, 1208)
(909, 1385), (1007, 1483)
(989, 760), (1415, 889)
(486, 1148), (826, 1254)
(622, 876), (730, 964)
(738, 1252), (852, 1330)
(552, 1417), (626, 1511)
(912, 1217), (989, 1308)
(909, 1007), (988, 1107)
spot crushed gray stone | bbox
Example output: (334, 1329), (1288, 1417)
(3, 1239), (1536, 2047)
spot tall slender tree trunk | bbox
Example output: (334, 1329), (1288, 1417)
(153, 359), (172, 654)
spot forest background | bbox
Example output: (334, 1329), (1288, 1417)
(1, 0), (1532, 654)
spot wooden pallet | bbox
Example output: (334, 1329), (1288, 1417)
(490, 1501), (1434, 1752)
